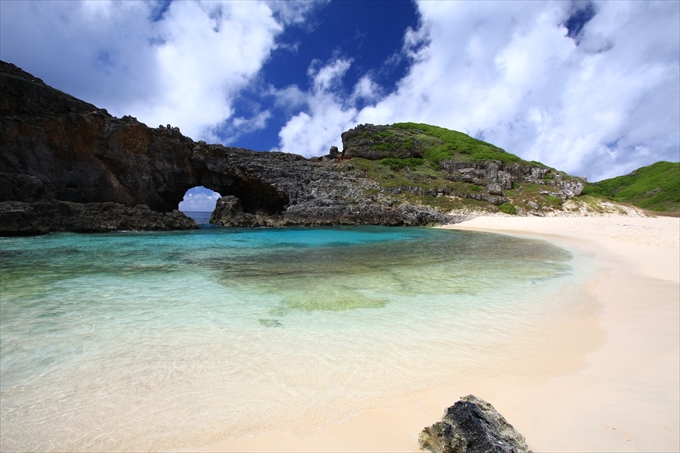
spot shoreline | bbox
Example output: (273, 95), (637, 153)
(207, 216), (679, 452)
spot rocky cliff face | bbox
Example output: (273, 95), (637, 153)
(340, 123), (584, 201)
(341, 123), (427, 160)
(1, 61), (588, 235)
(0, 61), (456, 235)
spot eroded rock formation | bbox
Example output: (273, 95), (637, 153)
(0, 200), (196, 235)
(1, 61), (588, 235)
(0, 61), (457, 234)
(419, 395), (532, 453)
(341, 123), (426, 160)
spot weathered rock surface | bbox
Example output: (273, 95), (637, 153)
(341, 123), (427, 160)
(0, 200), (196, 235)
(340, 124), (585, 202)
(0, 61), (458, 234)
(1, 61), (589, 234)
(419, 395), (532, 453)
(438, 160), (584, 200)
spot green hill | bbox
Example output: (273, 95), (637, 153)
(340, 123), (586, 215)
(391, 122), (526, 165)
(581, 161), (680, 213)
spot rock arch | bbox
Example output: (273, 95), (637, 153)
(0, 60), (453, 234)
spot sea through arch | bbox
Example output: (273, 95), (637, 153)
(178, 186), (222, 226)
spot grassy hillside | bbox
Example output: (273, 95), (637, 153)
(340, 123), (585, 215)
(392, 122), (527, 165)
(581, 161), (680, 212)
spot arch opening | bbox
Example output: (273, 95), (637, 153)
(178, 186), (222, 226)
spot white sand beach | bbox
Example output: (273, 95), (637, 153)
(208, 216), (679, 452)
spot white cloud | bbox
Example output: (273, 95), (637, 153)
(274, 1), (679, 180)
(277, 58), (358, 156)
(178, 188), (221, 212)
(126, 1), (283, 140)
(0, 0), (291, 142)
(220, 110), (272, 145)
(267, 1), (329, 27)
(351, 76), (381, 103)
(1, 1), (677, 179)
(270, 85), (308, 112)
(309, 58), (352, 92)
(0, 1), (158, 107)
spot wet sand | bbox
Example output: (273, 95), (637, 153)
(207, 216), (679, 452)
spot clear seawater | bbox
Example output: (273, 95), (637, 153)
(0, 226), (586, 451)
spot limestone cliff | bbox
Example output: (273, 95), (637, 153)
(0, 61), (453, 235)
(0, 61), (586, 235)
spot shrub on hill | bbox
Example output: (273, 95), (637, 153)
(582, 161), (680, 212)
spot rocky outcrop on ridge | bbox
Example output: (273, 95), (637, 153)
(341, 123), (426, 160)
(419, 395), (532, 453)
(438, 160), (585, 200)
(341, 123), (585, 201)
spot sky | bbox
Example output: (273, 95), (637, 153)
(1, 0), (678, 212)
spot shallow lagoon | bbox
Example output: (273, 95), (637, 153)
(1, 226), (585, 451)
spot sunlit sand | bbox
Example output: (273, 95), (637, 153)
(211, 216), (679, 452)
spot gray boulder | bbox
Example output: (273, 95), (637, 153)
(419, 395), (532, 453)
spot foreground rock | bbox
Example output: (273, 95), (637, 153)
(419, 395), (532, 453)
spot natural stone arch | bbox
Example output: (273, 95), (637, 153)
(178, 186), (221, 213)
(194, 178), (289, 216)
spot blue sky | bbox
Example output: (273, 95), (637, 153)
(1, 0), (678, 211)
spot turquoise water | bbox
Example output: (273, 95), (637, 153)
(1, 226), (583, 451)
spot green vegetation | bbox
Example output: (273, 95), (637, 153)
(392, 122), (525, 165)
(544, 195), (563, 206)
(581, 161), (680, 212)
(354, 158), (454, 192)
(499, 203), (517, 215)
(379, 157), (424, 171)
(345, 122), (596, 216)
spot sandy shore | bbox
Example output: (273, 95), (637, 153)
(207, 216), (679, 452)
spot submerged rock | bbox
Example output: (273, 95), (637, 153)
(419, 395), (532, 453)
(258, 319), (283, 328)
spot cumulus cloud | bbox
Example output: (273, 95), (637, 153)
(0, 1), (158, 107)
(267, 0), (328, 28)
(277, 58), (360, 156)
(0, 0), (288, 141)
(275, 1), (679, 180)
(134, 1), (282, 141)
(178, 188), (221, 212)
(2, 0), (676, 179)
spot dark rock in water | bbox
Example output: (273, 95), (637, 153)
(419, 395), (532, 453)
(210, 195), (271, 227)
(0, 200), (197, 235)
